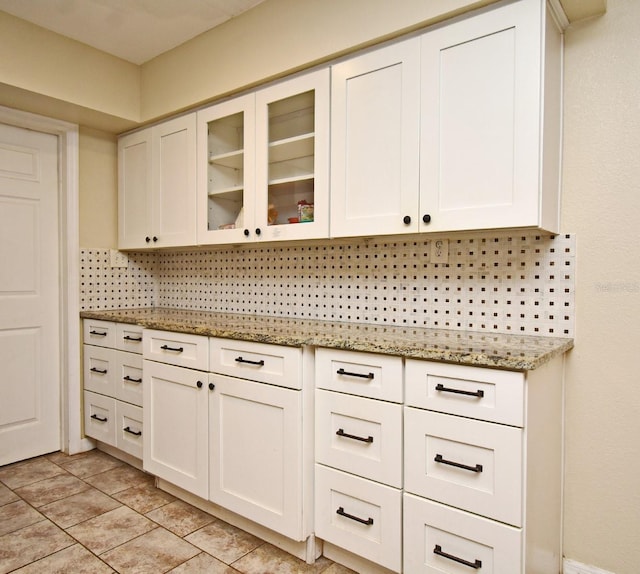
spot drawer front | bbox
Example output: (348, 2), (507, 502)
(143, 329), (209, 371)
(315, 465), (402, 572)
(209, 338), (301, 389)
(405, 408), (523, 527)
(83, 319), (116, 348)
(116, 401), (143, 459)
(84, 390), (116, 446)
(83, 344), (117, 396)
(405, 360), (524, 426)
(316, 348), (403, 402)
(115, 351), (143, 407)
(115, 323), (144, 353)
(316, 390), (403, 488)
(403, 494), (522, 574)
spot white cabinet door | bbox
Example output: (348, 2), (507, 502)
(119, 115), (197, 249)
(152, 114), (197, 247)
(118, 128), (152, 249)
(331, 38), (420, 238)
(143, 360), (209, 498)
(420, 0), (560, 233)
(197, 94), (256, 244)
(208, 374), (303, 540)
(255, 68), (330, 242)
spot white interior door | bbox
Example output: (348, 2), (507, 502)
(0, 122), (60, 465)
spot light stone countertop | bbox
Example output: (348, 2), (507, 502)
(80, 307), (573, 371)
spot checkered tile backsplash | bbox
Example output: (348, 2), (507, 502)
(80, 231), (575, 337)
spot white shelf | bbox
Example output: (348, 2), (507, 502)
(209, 149), (244, 169)
(269, 133), (314, 163)
(268, 174), (314, 187)
(208, 185), (244, 197)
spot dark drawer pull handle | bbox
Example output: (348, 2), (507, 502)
(434, 545), (482, 569)
(123, 335), (142, 342)
(336, 506), (374, 526)
(90, 414), (107, 423)
(123, 426), (142, 436)
(435, 454), (483, 473)
(89, 330), (107, 336)
(235, 356), (265, 366)
(123, 375), (142, 384)
(337, 368), (374, 379)
(435, 383), (484, 398)
(336, 428), (374, 443)
(160, 345), (184, 353)
(90, 367), (107, 374)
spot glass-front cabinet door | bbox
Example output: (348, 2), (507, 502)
(255, 68), (329, 242)
(197, 94), (256, 244)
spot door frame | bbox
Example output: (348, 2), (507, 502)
(0, 104), (91, 456)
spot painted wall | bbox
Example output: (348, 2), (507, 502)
(140, 0), (496, 121)
(561, 1), (640, 571)
(78, 128), (117, 248)
(2, 0), (639, 571)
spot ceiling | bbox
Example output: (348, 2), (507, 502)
(0, 0), (267, 65)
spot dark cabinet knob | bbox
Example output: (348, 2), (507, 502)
(196, 380), (203, 388)
(145, 236), (151, 243)
(209, 382), (215, 391)
(244, 229), (250, 237)
(403, 215), (411, 225)
(255, 228), (261, 236)
(423, 214), (431, 224)
(152, 236), (158, 242)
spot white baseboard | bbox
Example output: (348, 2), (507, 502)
(564, 558), (616, 574)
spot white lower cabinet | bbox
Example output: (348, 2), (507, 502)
(403, 493), (522, 573)
(143, 355), (209, 499)
(83, 320), (144, 460)
(316, 465), (402, 572)
(315, 348), (404, 572)
(208, 373), (303, 539)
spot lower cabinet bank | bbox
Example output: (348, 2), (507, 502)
(82, 320), (565, 573)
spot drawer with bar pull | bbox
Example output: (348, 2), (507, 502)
(405, 359), (525, 426)
(315, 348), (403, 402)
(143, 329), (209, 371)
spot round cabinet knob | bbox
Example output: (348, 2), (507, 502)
(209, 382), (215, 391)
(244, 229), (250, 237)
(196, 380), (203, 389)
(153, 236), (158, 242)
(255, 228), (261, 236)
(145, 236), (151, 243)
(422, 214), (432, 224)
(403, 215), (411, 225)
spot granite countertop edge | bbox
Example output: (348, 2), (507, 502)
(80, 308), (574, 371)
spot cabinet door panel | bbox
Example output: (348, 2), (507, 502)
(197, 94), (256, 244)
(256, 68), (330, 242)
(152, 114), (197, 247)
(209, 374), (302, 539)
(118, 129), (152, 249)
(420, 0), (542, 232)
(331, 38), (420, 238)
(143, 360), (208, 498)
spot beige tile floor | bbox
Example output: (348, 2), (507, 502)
(0, 450), (355, 574)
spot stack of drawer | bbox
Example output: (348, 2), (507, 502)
(403, 360), (525, 572)
(314, 348), (404, 572)
(83, 319), (144, 459)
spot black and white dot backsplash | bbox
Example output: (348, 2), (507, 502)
(80, 231), (575, 337)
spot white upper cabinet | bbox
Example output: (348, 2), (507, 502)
(420, 0), (562, 233)
(331, 0), (562, 238)
(119, 113), (197, 249)
(197, 68), (329, 244)
(330, 39), (421, 238)
(197, 94), (256, 245)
